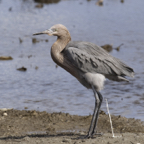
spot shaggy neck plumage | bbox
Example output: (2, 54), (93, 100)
(51, 34), (71, 65)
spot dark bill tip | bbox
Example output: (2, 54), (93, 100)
(33, 32), (44, 36)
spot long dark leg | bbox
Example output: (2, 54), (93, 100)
(85, 86), (103, 138)
(92, 91), (103, 135)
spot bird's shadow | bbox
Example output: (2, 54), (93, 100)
(0, 133), (81, 141)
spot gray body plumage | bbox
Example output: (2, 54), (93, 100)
(62, 41), (134, 90)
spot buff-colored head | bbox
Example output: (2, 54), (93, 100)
(33, 24), (71, 38)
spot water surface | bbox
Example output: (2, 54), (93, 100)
(0, 0), (144, 121)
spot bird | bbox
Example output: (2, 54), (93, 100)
(33, 24), (134, 138)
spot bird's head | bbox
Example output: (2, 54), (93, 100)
(33, 24), (71, 39)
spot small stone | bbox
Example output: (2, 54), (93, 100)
(23, 136), (30, 141)
(81, 139), (85, 142)
(32, 111), (38, 116)
(62, 139), (70, 143)
(3, 113), (7, 116)
(79, 131), (85, 135)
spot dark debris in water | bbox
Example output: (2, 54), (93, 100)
(17, 67), (27, 72)
(19, 37), (23, 43)
(32, 38), (39, 43)
(28, 55), (32, 58)
(101, 43), (123, 52)
(121, 0), (124, 3)
(55, 65), (58, 68)
(96, 0), (103, 6)
(0, 56), (13, 60)
(35, 3), (43, 8)
(32, 38), (48, 43)
(101, 44), (113, 52)
(9, 7), (12, 11)
(35, 66), (39, 70)
(34, 0), (60, 4)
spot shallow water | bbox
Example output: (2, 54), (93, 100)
(0, 0), (144, 121)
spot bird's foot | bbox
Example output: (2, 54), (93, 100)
(72, 133), (92, 140)
(84, 132), (103, 139)
(73, 132), (103, 139)
(92, 132), (103, 137)
(84, 134), (92, 139)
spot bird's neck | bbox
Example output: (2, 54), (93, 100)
(51, 35), (71, 65)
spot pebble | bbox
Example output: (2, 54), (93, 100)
(79, 131), (85, 135)
(3, 113), (8, 116)
(62, 139), (70, 143)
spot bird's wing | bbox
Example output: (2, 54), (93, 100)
(63, 41), (134, 77)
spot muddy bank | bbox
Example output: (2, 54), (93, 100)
(0, 109), (143, 143)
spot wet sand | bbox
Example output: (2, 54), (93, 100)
(0, 109), (143, 144)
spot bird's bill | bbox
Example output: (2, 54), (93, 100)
(33, 29), (53, 36)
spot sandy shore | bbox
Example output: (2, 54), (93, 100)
(0, 109), (143, 144)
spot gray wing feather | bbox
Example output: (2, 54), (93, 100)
(63, 41), (134, 77)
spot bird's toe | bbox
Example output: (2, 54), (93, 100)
(92, 132), (103, 137)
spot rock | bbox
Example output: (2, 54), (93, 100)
(0, 56), (13, 60)
(32, 111), (38, 116)
(17, 67), (27, 71)
(62, 139), (70, 143)
(3, 113), (8, 116)
(99, 110), (106, 115)
(81, 139), (85, 142)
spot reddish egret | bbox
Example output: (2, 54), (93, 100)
(33, 24), (134, 138)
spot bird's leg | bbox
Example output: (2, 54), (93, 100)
(91, 91), (103, 136)
(85, 86), (102, 138)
